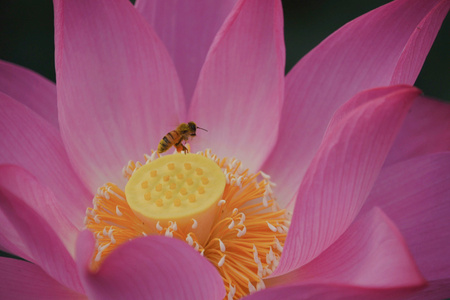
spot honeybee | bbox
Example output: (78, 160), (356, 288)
(157, 121), (207, 153)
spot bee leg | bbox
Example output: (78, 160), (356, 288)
(175, 142), (189, 154)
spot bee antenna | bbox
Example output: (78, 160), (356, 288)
(197, 126), (208, 132)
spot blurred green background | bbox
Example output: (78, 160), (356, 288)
(0, 0), (448, 100)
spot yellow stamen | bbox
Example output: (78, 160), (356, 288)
(86, 149), (289, 299)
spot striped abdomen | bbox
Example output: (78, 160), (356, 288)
(158, 130), (182, 153)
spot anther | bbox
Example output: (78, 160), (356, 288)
(238, 213), (246, 225)
(218, 200), (226, 206)
(141, 181), (148, 189)
(184, 163), (191, 170)
(219, 239), (226, 252)
(156, 199), (163, 207)
(150, 151), (157, 161)
(115, 206), (123, 216)
(256, 280), (265, 291)
(156, 184), (162, 192)
(196, 168), (203, 175)
(237, 225), (247, 237)
(192, 219), (198, 229)
(156, 221), (163, 231)
(165, 228), (173, 238)
(228, 285), (236, 300)
(144, 192), (151, 200)
(218, 255), (226, 267)
(228, 219), (235, 229)
(267, 221), (277, 232)
(167, 163), (175, 170)
(186, 234), (194, 246)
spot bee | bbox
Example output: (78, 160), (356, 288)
(157, 121), (207, 153)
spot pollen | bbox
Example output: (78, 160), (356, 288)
(85, 149), (289, 299)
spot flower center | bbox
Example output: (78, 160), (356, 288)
(85, 149), (289, 299)
(125, 153), (225, 244)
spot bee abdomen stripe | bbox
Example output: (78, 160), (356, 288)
(163, 136), (170, 144)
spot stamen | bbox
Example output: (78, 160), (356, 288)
(85, 149), (289, 299)
(228, 219), (235, 229)
(237, 225), (247, 237)
(218, 255), (226, 267)
(115, 205), (123, 216)
(219, 239), (226, 252)
(267, 221), (277, 232)
(156, 221), (162, 231)
(192, 218), (198, 229)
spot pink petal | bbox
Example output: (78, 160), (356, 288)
(274, 86), (420, 275)
(390, 0), (450, 85)
(0, 165), (78, 254)
(189, 0), (285, 171)
(268, 208), (425, 288)
(54, 0), (185, 192)
(363, 152), (450, 280)
(385, 96), (450, 166)
(406, 279), (450, 300)
(0, 209), (32, 262)
(0, 257), (86, 300)
(244, 284), (423, 300)
(135, 0), (237, 104)
(261, 0), (449, 205)
(0, 60), (58, 128)
(0, 93), (91, 228)
(0, 178), (84, 293)
(76, 231), (225, 300)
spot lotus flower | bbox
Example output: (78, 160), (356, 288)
(1, 0), (449, 299)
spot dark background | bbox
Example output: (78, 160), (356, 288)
(0, 0), (449, 100)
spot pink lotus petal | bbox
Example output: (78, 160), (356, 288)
(0, 60), (58, 128)
(189, 0), (285, 171)
(390, 0), (450, 85)
(54, 0), (185, 192)
(274, 86), (420, 275)
(363, 152), (450, 280)
(268, 208), (425, 288)
(0, 165), (78, 254)
(0, 179), (83, 293)
(406, 279), (450, 300)
(261, 0), (449, 206)
(0, 257), (86, 300)
(0, 209), (33, 262)
(135, 0), (237, 104)
(385, 97), (450, 166)
(76, 231), (225, 300)
(0, 93), (91, 228)
(243, 284), (423, 300)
